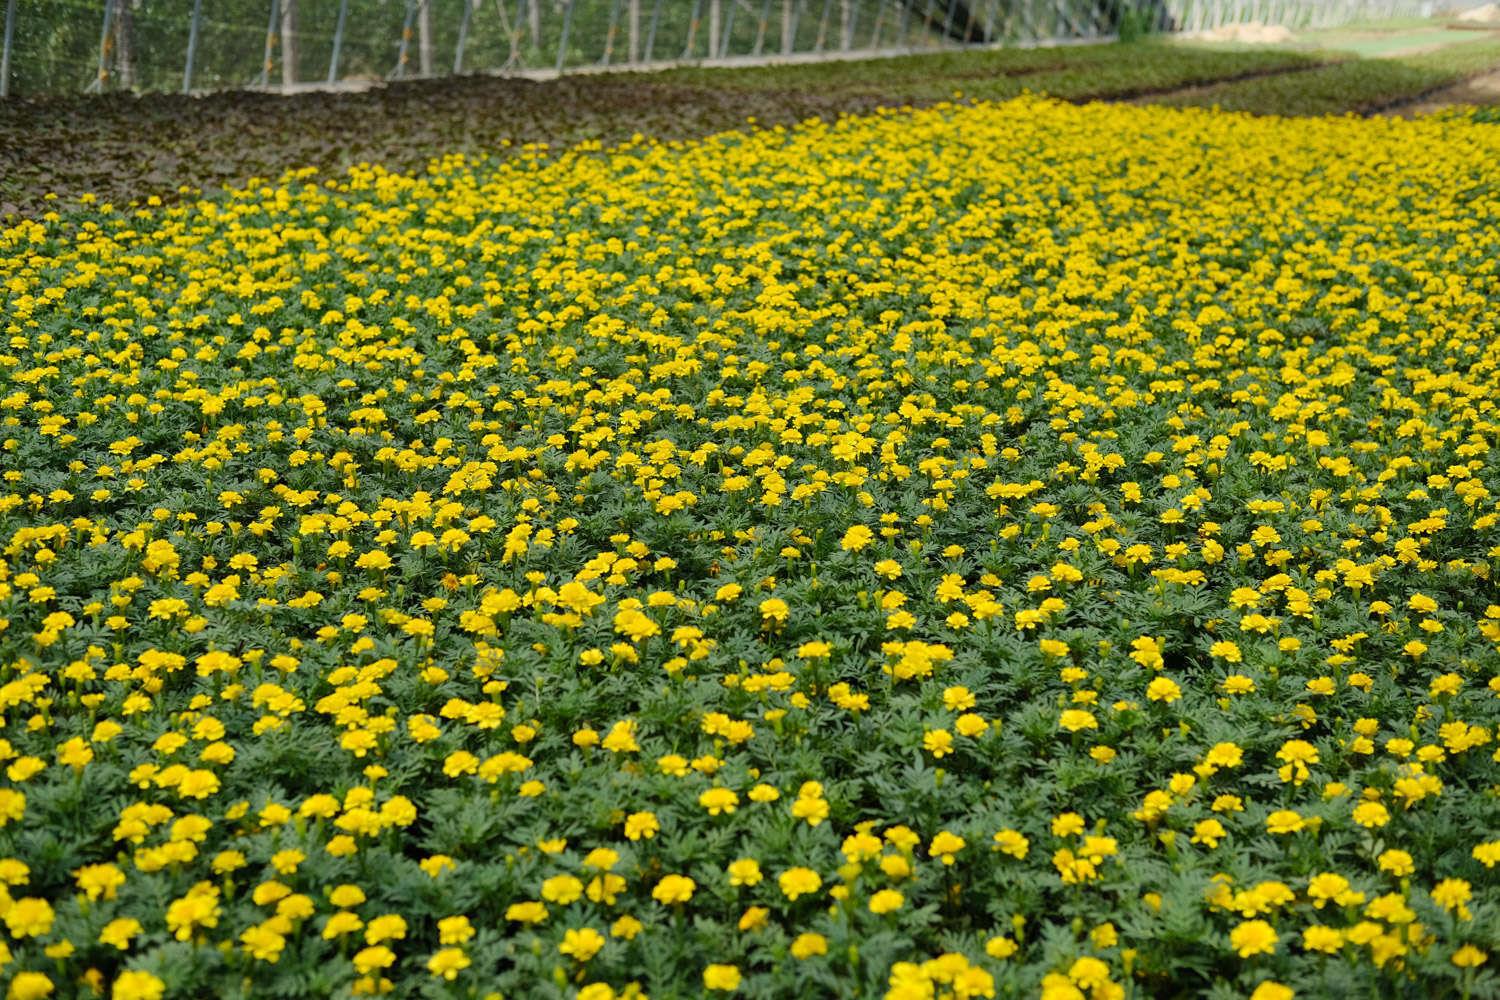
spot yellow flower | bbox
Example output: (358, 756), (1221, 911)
(1302, 926), (1343, 954)
(930, 831), (965, 864)
(699, 786), (739, 815)
(1058, 710), (1098, 733)
(427, 948), (471, 980)
(1145, 677), (1181, 703)
(504, 901), (548, 924)
(559, 927), (606, 962)
(1452, 945), (1488, 968)
(652, 874), (696, 905)
(923, 729), (954, 758)
(703, 964), (742, 992)
(869, 889), (904, 914)
(111, 971), (165, 1000)
(758, 598), (789, 624)
(841, 524), (874, 552)
(791, 932), (828, 959)
(624, 810), (659, 839)
(727, 858), (763, 887)
(778, 867), (822, 901)
(7, 973), (54, 1000)
(365, 914), (407, 944)
(1377, 849), (1414, 877)
(1230, 920), (1278, 958)
(1352, 801), (1389, 829)
(98, 917), (143, 950)
(1264, 810), (1304, 835)
(352, 945), (396, 975)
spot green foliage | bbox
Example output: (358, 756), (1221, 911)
(1153, 36), (1500, 115)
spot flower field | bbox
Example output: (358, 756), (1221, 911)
(2, 95), (1499, 999)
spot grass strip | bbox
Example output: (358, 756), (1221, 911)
(1150, 36), (1500, 115)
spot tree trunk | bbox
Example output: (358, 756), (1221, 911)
(708, 0), (721, 56)
(280, 0), (298, 87)
(417, 0), (433, 75)
(528, 0), (541, 48)
(111, 0), (134, 89)
(628, 0), (640, 61)
(782, 0), (794, 51)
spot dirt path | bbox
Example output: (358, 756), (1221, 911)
(1383, 64), (1500, 114)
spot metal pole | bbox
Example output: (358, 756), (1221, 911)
(182, 0), (202, 93)
(719, 0), (736, 57)
(601, 0), (623, 64)
(328, 0), (348, 81)
(982, 0), (1000, 40)
(260, 0), (280, 87)
(91, 0), (115, 92)
(869, 0), (887, 47)
(455, 0), (473, 72)
(753, 0), (772, 53)
(1051, 0), (1079, 36)
(645, 0), (664, 60)
(505, 0), (524, 68)
(393, 0), (415, 78)
(682, 0), (704, 58)
(814, 0), (833, 49)
(555, 0), (576, 73)
(2, 0), (18, 98)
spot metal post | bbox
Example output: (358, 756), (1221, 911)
(753, 0), (772, 53)
(681, 0), (704, 58)
(91, 0), (115, 92)
(645, 0), (664, 60)
(814, 0), (833, 49)
(393, 0), (415, 78)
(601, 0), (623, 63)
(719, 0), (736, 57)
(328, 0), (348, 81)
(504, 0), (525, 68)
(555, 0), (576, 73)
(182, 0), (202, 93)
(2, 0), (18, 98)
(455, 0), (473, 72)
(259, 0), (280, 87)
(1051, 0), (1080, 36)
(869, 0), (888, 48)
